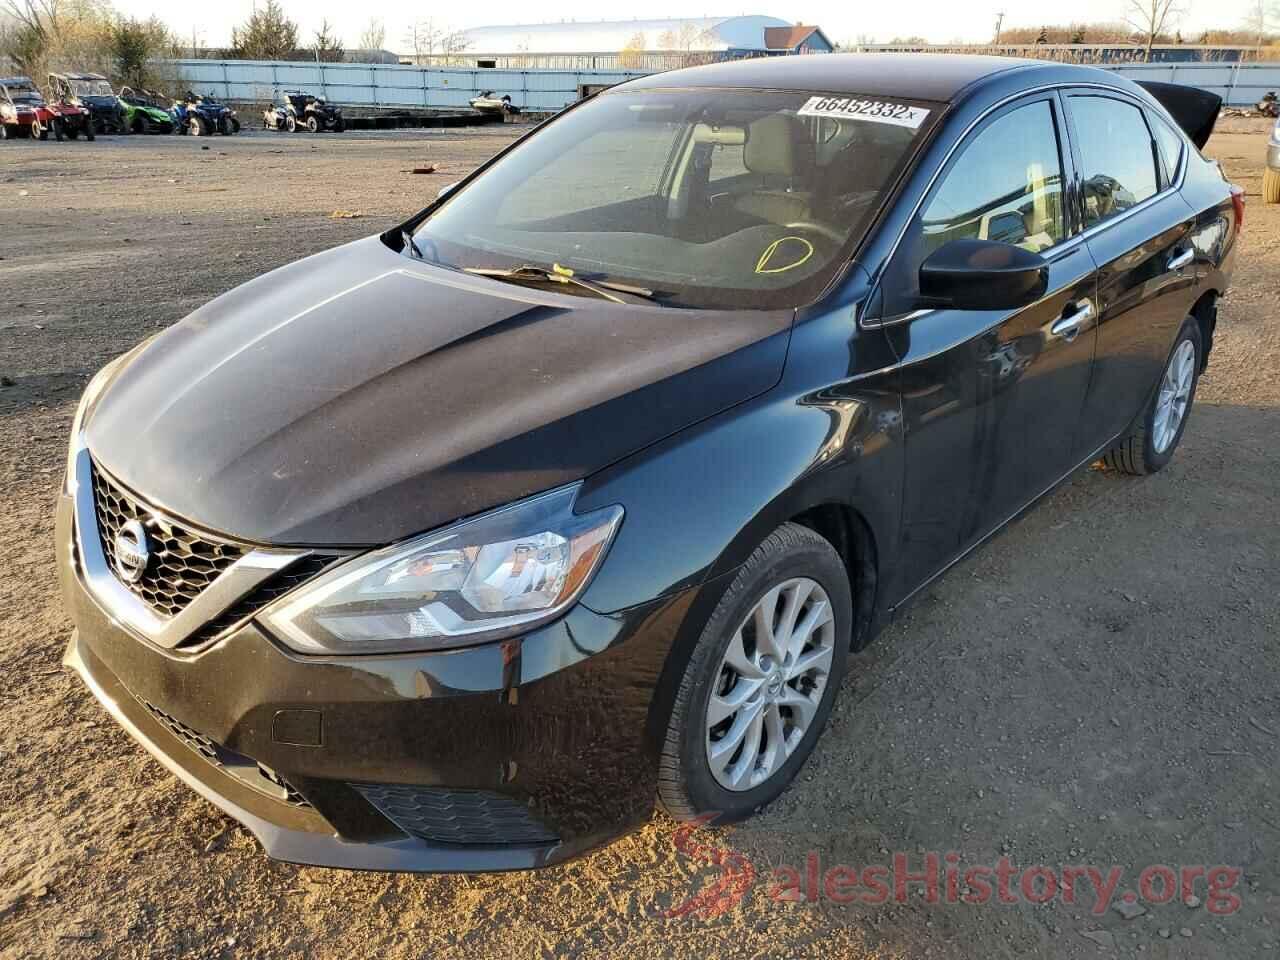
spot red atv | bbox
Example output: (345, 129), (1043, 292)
(0, 75), (94, 140)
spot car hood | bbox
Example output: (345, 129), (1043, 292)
(85, 236), (793, 547)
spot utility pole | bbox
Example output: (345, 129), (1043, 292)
(994, 11), (1005, 44)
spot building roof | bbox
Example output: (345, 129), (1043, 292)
(457, 16), (792, 54)
(621, 52), (1115, 102)
(763, 25), (825, 50)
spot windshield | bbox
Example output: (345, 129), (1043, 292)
(7, 84), (42, 104)
(72, 78), (114, 96)
(413, 88), (937, 309)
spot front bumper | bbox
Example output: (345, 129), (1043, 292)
(57, 492), (696, 872)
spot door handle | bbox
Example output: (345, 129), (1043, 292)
(1168, 247), (1195, 272)
(1050, 300), (1094, 341)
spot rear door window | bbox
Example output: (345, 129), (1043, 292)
(1068, 96), (1160, 227)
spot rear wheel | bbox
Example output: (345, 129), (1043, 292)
(285, 115), (296, 133)
(1103, 316), (1202, 476)
(189, 116), (206, 136)
(83, 120), (95, 142)
(657, 522), (851, 822)
(334, 118), (345, 133)
(1264, 167), (1280, 205)
(306, 115), (319, 133)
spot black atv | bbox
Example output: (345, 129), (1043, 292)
(263, 90), (344, 133)
(174, 91), (241, 136)
(49, 72), (127, 134)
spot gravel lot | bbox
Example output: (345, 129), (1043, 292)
(1, 118), (1277, 960)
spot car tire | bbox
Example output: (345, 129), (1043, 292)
(657, 522), (851, 823)
(1103, 315), (1202, 476)
(190, 116), (205, 136)
(1264, 167), (1280, 205)
(83, 122), (95, 142)
(0, 123), (8, 141)
(52, 118), (64, 141)
(307, 116), (319, 133)
(286, 115), (296, 133)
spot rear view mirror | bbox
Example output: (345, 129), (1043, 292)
(918, 239), (1048, 311)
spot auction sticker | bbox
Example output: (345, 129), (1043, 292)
(797, 96), (930, 129)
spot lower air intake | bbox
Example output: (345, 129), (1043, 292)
(351, 784), (558, 846)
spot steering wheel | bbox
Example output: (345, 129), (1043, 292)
(784, 221), (845, 244)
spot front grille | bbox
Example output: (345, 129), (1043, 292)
(92, 464), (246, 617)
(180, 554), (341, 649)
(352, 784), (558, 846)
(138, 697), (311, 808)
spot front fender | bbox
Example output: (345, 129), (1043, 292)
(576, 276), (904, 619)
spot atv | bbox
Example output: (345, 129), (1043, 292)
(118, 87), (175, 134)
(263, 89), (344, 133)
(49, 72), (126, 134)
(0, 76), (51, 139)
(2, 75), (94, 140)
(174, 91), (240, 136)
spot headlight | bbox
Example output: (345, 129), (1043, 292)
(260, 486), (623, 655)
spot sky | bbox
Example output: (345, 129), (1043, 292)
(109, 0), (1260, 52)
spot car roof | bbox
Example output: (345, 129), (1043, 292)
(620, 53), (1118, 104)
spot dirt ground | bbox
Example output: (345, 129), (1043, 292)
(1, 117), (1277, 960)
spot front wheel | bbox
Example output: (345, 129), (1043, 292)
(1103, 316), (1202, 475)
(285, 115), (296, 133)
(83, 121), (95, 142)
(657, 522), (851, 822)
(306, 115), (319, 133)
(189, 116), (207, 136)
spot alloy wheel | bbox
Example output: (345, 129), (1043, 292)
(705, 577), (836, 791)
(1153, 339), (1196, 454)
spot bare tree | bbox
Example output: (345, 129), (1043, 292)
(312, 17), (343, 62)
(403, 18), (442, 62)
(1241, 0), (1279, 50)
(358, 16), (384, 52)
(1122, 0), (1185, 61)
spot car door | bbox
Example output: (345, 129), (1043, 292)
(1063, 92), (1201, 448)
(871, 92), (1100, 600)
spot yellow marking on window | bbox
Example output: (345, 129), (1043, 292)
(755, 236), (815, 275)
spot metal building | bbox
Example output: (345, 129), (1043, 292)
(404, 16), (833, 70)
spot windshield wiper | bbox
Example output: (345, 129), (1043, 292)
(401, 229), (424, 260)
(463, 263), (656, 304)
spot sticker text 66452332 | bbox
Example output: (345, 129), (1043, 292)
(797, 96), (931, 129)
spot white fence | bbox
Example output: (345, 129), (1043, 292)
(1103, 62), (1280, 107)
(172, 59), (646, 112)
(172, 58), (1280, 112)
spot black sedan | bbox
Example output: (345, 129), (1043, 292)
(59, 54), (1238, 872)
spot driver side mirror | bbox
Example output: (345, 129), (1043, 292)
(918, 238), (1048, 311)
